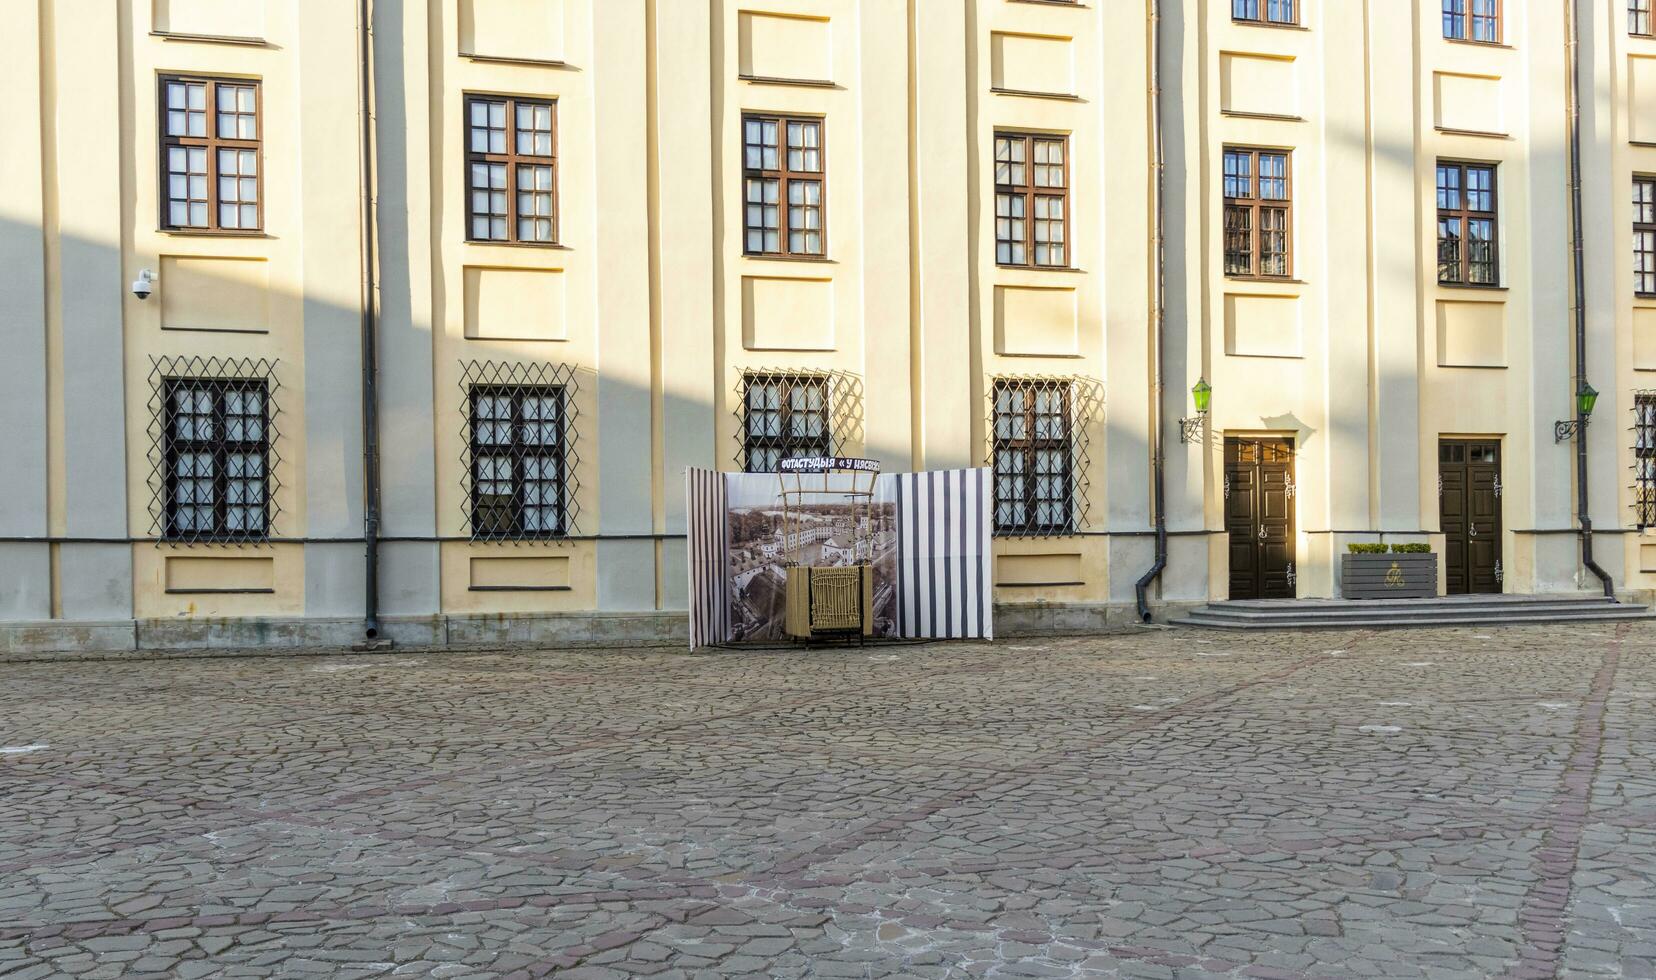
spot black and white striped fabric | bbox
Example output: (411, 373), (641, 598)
(685, 468), (730, 649)
(891, 468), (994, 640)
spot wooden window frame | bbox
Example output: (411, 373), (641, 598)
(741, 113), (827, 259)
(162, 378), (271, 541)
(467, 384), (568, 538)
(1232, 0), (1298, 26)
(1637, 0), (1655, 37)
(464, 94), (559, 246)
(741, 374), (832, 473)
(1436, 160), (1500, 287)
(1442, 0), (1501, 43)
(1637, 177), (1656, 296)
(1222, 146), (1293, 279)
(158, 74), (263, 234)
(994, 132), (1072, 269)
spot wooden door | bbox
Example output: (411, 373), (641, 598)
(1439, 439), (1502, 595)
(1225, 438), (1296, 599)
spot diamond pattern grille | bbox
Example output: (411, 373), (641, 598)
(734, 369), (862, 472)
(987, 375), (1101, 537)
(1636, 391), (1656, 529)
(459, 360), (582, 541)
(146, 356), (282, 544)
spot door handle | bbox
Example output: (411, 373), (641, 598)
(1469, 525), (1477, 537)
(1258, 525), (1267, 541)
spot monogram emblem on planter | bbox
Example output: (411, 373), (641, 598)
(1385, 562), (1405, 588)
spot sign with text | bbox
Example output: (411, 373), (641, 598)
(778, 456), (882, 474)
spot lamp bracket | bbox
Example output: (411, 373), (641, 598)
(1178, 412), (1207, 444)
(1554, 418), (1588, 443)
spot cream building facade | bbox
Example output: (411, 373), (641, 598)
(1, 0), (1651, 651)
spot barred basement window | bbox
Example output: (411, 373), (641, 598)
(991, 379), (1075, 536)
(459, 361), (582, 540)
(733, 370), (862, 473)
(1638, 393), (1656, 529)
(1637, 177), (1656, 296)
(146, 357), (282, 544)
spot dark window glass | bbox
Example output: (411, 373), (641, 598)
(992, 380), (1074, 536)
(743, 114), (824, 257)
(1437, 161), (1499, 285)
(1223, 147), (1292, 278)
(162, 379), (270, 540)
(742, 375), (831, 473)
(467, 385), (567, 537)
(995, 133), (1069, 268)
(465, 95), (557, 244)
(1443, 0), (1500, 42)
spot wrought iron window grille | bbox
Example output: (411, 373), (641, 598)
(459, 360), (582, 542)
(146, 356), (282, 546)
(986, 375), (1102, 538)
(1635, 391), (1656, 529)
(733, 369), (863, 473)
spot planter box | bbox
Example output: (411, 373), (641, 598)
(1341, 553), (1438, 599)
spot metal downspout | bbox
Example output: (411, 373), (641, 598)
(359, 0), (385, 639)
(1135, 0), (1168, 622)
(1566, 0), (1615, 599)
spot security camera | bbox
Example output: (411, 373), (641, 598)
(132, 268), (156, 301)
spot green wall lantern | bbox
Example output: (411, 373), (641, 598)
(1555, 381), (1599, 442)
(1180, 378), (1211, 444)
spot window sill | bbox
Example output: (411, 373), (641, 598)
(459, 52), (573, 70)
(468, 585), (574, 592)
(996, 581), (1086, 588)
(742, 253), (835, 265)
(1436, 282), (1508, 292)
(1006, 0), (1088, 7)
(1224, 275), (1304, 285)
(464, 239), (570, 251)
(738, 74), (836, 89)
(157, 229), (273, 239)
(165, 588), (276, 595)
(1444, 37), (1511, 50)
(151, 30), (270, 47)
(1230, 19), (1308, 31)
(1436, 125), (1511, 139)
(1221, 110), (1304, 122)
(990, 87), (1083, 102)
(996, 264), (1082, 273)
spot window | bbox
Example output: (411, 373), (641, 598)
(1437, 161), (1498, 286)
(1443, 0), (1500, 42)
(162, 379), (270, 541)
(1639, 394), (1656, 529)
(995, 133), (1069, 267)
(742, 375), (830, 473)
(1638, 178), (1656, 296)
(1233, 0), (1297, 25)
(1637, 0), (1654, 36)
(742, 114), (824, 257)
(467, 385), (567, 537)
(1223, 147), (1291, 278)
(160, 76), (261, 232)
(465, 95), (557, 244)
(992, 379), (1074, 536)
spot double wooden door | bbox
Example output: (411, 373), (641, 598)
(1225, 438), (1296, 600)
(1439, 439), (1502, 594)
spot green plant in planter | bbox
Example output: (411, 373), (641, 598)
(1347, 543), (1389, 554)
(1390, 543), (1431, 554)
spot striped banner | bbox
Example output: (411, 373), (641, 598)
(891, 468), (994, 640)
(685, 468), (731, 649)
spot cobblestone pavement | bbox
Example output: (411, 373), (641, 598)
(2, 624), (1655, 979)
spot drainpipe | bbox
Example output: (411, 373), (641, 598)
(358, 0), (385, 639)
(1135, 0), (1169, 622)
(1565, 0), (1615, 599)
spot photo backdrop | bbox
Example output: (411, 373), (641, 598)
(686, 467), (992, 648)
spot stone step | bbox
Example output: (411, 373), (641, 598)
(1176, 604), (1653, 630)
(1181, 600), (1631, 622)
